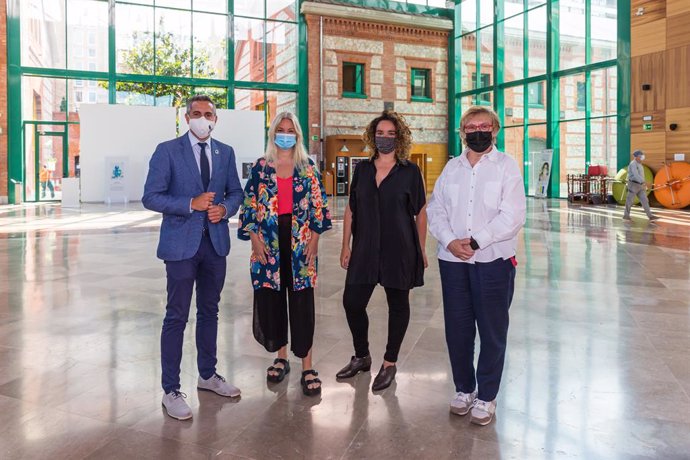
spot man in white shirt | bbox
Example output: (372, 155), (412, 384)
(427, 106), (526, 426)
(623, 150), (658, 221)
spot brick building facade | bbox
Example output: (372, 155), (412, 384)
(303, 2), (452, 194)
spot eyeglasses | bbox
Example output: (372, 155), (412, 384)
(464, 123), (493, 133)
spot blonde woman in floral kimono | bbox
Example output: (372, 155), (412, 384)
(239, 112), (332, 396)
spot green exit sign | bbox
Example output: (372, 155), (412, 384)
(643, 123), (652, 131)
(311, 135), (319, 141)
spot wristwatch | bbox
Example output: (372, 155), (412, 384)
(469, 237), (480, 251)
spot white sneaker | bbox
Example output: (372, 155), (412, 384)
(450, 390), (477, 416)
(162, 390), (192, 420)
(470, 399), (497, 426)
(197, 373), (241, 397)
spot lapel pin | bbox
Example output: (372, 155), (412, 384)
(214, 149), (219, 155)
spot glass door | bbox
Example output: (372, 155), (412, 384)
(23, 123), (68, 202)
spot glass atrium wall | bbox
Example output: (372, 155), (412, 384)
(453, 0), (625, 197)
(7, 0), (303, 202)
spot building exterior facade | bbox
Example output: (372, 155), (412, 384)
(303, 2), (452, 194)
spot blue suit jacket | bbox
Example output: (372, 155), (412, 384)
(142, 132), (243, 261)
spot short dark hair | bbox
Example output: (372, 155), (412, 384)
(186, 95), (216, 115)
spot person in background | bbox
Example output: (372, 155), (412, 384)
(143, 95), (244, 420)
(238, 111), (332, 397)
(337, 110), (428, 392)
(623, 150), (659, 221)
(427, 105), (526, 426)
(40, 164), (55, 199)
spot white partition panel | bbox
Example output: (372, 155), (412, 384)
(79, 104), (177, 203)
(178, 108), (265, 186)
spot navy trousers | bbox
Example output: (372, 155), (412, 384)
(439, 257), (515, 402)
(161, 233), (226, 393)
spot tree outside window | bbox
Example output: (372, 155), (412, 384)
(103, 28), (227, 107)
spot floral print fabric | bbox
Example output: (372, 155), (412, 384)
(238, 158), (332, 291)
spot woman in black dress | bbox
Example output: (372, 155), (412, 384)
(337, 110), (428, 391)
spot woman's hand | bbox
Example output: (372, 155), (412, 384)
(422, 250), (429, 268)
(340, 245), (351, 269)
(250, 233), (270, 264)
(447, 238), (474, 261)
(305, 233), (319, 266)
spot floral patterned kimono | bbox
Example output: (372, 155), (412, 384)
(238, 157), (332, 291)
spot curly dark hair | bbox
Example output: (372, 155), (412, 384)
(363, 110), (412, 162)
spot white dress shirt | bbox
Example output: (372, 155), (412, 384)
(188, 131), (213, 177)
(427, 146), (526, 264)
(188, 131), (225, 216)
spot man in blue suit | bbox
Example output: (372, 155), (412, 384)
(143, 95), (244, 420)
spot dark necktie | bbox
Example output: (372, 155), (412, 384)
(199, 142), (210, 190)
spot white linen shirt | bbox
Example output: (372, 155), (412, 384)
(187, 131), (227, 217)
(427, 146), (526, 264)
(188, 131), (213, 177)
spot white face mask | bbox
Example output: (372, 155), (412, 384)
(639, 155), (646, 161)
(189, 117), (215, 139)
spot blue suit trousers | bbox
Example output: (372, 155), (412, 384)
(161, 233), (226, 393)
(439, 258), (515, 402)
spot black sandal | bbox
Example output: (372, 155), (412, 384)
(267, 358), (290, 383)
(301, 370), (322, 396)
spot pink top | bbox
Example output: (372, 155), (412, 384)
(277, 176), (293, 215)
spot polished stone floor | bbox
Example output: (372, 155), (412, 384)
(0, 198), (689, 459)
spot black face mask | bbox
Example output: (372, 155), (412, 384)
(465, 131), (493, 153)
(375, 136), (396, 155)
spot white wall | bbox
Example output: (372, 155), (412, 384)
(79, 104), (177, 203)
(178, 108), (265, 186)
(79, 105), (265, 203)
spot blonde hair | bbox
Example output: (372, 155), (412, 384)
(264, 111), (310, 170)
(363, 110), (412, 163)
(459, 105), (501, 143)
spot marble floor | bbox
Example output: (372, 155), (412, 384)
(0, 198), (689, 459)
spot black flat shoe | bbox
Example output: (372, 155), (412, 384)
(301, 370), (322, 396)
(267, 358), (290, 383)
(372, 364), (396, 391)
(336, 355), (372, 379)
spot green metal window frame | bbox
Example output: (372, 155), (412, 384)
(527, 81), (545, 108)
(470, 73), (491, 104)
(411, 68), (433, 102)
(6, 0), (308, 204)
(342, 62), (366, 98)
(452, 0), (630, 198)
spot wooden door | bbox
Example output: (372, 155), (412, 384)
(410, 153), (427, 186)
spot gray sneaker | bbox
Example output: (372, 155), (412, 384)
(470, 398), (497, 426)
(649, 215), (660, 221)
(197, 373), (241, 397)
(450, 390), (477, 416)
(162, 390), (192, 420)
